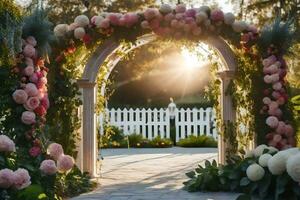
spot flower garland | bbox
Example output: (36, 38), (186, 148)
(261, 53), (295, 149)
(54, 4), (257, 51)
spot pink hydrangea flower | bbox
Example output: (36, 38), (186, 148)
(13, 168), (31, 190)
(144, 8), (159, 20)
(12, 89), (28, 104)
(24, 83), (38, 97)
(25, 57), (34, 66)
(21, 111), (36, 125)
(0, 135), (15, 152)
(47, 143), (64, 160)
(29, 146), (41, 157)
(0, 169), (15, 188)
(185, 9), (196, 17)
(122, 13), (139, 27)
(210, 9), (224, 21)
(107, 13), (120, 26)
(24, 96), (40, 111)
(23, 44), (36, 58)
(26, 36), (37, 47)
(40, 160), (57, 175)
(175, 4), (186, 13)
(99, 19), (110, 29)
(57, 154), (75, 173)
(29, 73), (39, 83)
(141, 21), (150, 29)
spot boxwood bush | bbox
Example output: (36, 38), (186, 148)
(177, 135), (217, 148)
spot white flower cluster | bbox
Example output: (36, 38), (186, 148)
(245, 145), (300, 183)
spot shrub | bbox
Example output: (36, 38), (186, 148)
(177, 135), (217, 148)
(148, 136), (173, 148)
(100, 125), (128, 148)
(128, 134), (144, 147)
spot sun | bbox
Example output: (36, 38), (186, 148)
(181, 48), (206, 69)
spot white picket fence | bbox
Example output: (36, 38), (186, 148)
(99, 107), (217, 142)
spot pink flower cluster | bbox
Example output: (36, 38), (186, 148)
(261, 55), (295, 149)
(41, 143), (74, 174)
(0, 135), (15, 153)
(12, 36), (49, 126)
(0, 168), (31, 190)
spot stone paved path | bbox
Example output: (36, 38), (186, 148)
(71, 147), (239, 200)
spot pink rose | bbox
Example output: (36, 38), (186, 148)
(175, 4), (186, 13)
(24, 66), (35, 77)
(23, 44), (36, 58)
(34, 105), (47, 116)
(29, 146), (41, 157)
(24, 83), (38, 97)
(273, 82), (282, 91)
(39, 77), (47, 85)
(57, 154), (75, 173)
(21, 111), (36, 125)
(266, 116), (279, 128)
(276, 121), (286, 134)
(262, 55), (277, 67)
(123, 13), (139, 27)
(210, 9), (224, 21)
(47, 143), (64, 160)
(29, 73), (39, 83)
(13, 168), (31, 190)
(263, 97), (271, 105)
(40, 160), (57, 175)
(0, 169), (15, 188)
(99, 19), (110, 29)
(12, 89), (28, 104)
(149, 18), (160, 29)
(24, 97), (40, 111)
(164, 13), (174, 22)
(0, 135), (15, 152)
(26, 36), (37, 47)
(40, 95), (50, 109)
(273, 134), (282, 142)
(25, 58), (34, 66)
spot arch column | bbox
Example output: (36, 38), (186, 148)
(77, 79), (100, 178)
(217, 70), (236, 164)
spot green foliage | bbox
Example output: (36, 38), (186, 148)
(177, 135), (217, 148)
(258, 18), (295, 56)
(22, 9), (54, 57)
(148, 136), (173, 148)
(17, 185), (47, 200)
(55, 166), (96, 198)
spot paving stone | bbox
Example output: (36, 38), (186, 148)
(72, 147), (239, 200)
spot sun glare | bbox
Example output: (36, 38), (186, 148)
(181, 48), (208, 70)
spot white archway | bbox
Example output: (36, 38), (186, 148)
(77, 34), (238, 177)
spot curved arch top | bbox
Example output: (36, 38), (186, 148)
(81, 34), (237, 84)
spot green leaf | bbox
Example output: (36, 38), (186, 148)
(186, 171), (196, 178)
(205, 160), (211, 167)
(240, 177), (250, 186)
(275, 174), (290, 200)
(212, 160), (217, 167)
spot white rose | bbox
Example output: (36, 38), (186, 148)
(259, 154), (272, 167)
(224, 12), (235, 25)
(159, 4), (172, 14)
(268, 148), (300, 175)
(232, 21), (248, 32)
(286, 153), (300, 182)
(74, 15), (90, 27)
(254, 144), (268, 157)
(246, 163), (265, 181)
(74, 27), (85, 39)
(54, 24), (69, 37)
(267, 146), (278, 154)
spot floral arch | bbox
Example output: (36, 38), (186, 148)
(51, 4), (295, 177)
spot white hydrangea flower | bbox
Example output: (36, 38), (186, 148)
(74, 15), (90, 27)
(232, 21), (248, 32)
(159, 4), (172, 14)
(268, 148), (300, 175)
(74, 27), (85, 39)
(267, 146), (278, 154)
(53, 24), (69, 37)
(254, 144), (268, 157)
(259, 154), (272, 167)
(92, 16), (104, 28)
(246, 163), (265, 181)
(286, 153), (300, 182)
(224, 12), (235, 25)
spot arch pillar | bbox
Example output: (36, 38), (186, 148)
(77, 79), (99, 178)
(217, 70), (236, 164)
